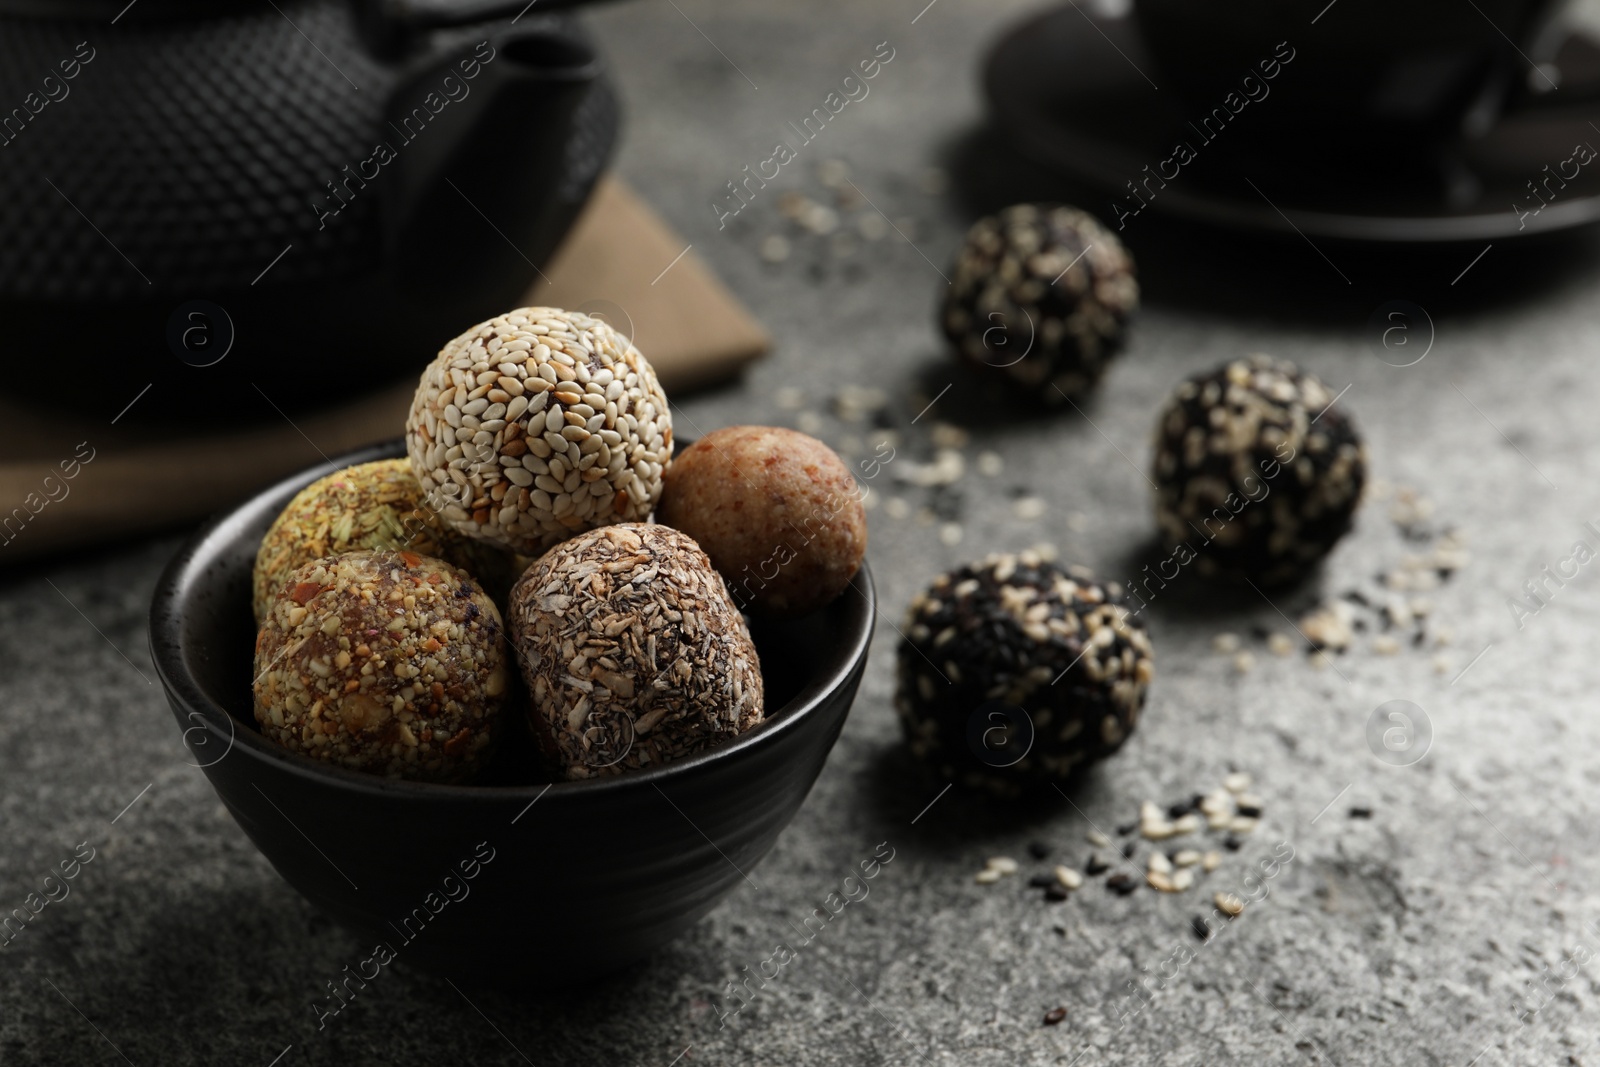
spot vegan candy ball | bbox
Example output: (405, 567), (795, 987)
(406, 307), (673, 557)
(253, 550), (510, 782)
(656, 425), (867, 617)
(941, 204), (1138, 400)
(508, 523), (764, 780)
(1151, 354), (1367, 585)
(251, 459), (515, 623)
(895, 551), (1154, 798)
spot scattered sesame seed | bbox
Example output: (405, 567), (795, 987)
(1054, 865), (1084, 890)
(1349, 806), (1373, 819)
(1086, 854), (1111, 876)
(975, 868), (1002, 885)
(1214, 891), (1245, 916)
(1044, 884), (1070, 902)
(1173, 849), (1202, 868)
(1087, 829), (1112, 848)
(1212, 633), (1241, 654)
(1106, 873), (1138, 896)
(977, 451), (1004, 477)
(1028, 841), (1051, 860)
(1202, 851), (1222, 871)
(986, 856), (1019, 875)
(938, 522), (964, 547)
(1223, 772), (1252, 794)
(1043, 1006), (1068, 1026)
(1029, 873), (1055, 889)
(1229, 816), (1259, 834)
(1267, 633), (1295, 656)
(1233, 651), (1255, 674)
(1191, 915), (1212, 941)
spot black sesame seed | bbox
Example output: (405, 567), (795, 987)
(1044, 885), (1069, 902)
(1349, 806), (1373, 819)
(1086, 855), (1111, 876)
(1044, 1007), (1068, 1026)
(1106, 873), (1137, 896)
(1223, 834), (1243, 852)
(1027, 841), (1050, 860)
(1412, 629), (1427, 647)
(1343, 590), (1371, 608)
(1121, 842), (1137, 859)
(1236, 804), (1262, 818)
(1117, 821), (1138, 836)
(1191, 916), (1212, 941)
(1029, 874), (1055, 888)
(1168, 795), (1201, 819)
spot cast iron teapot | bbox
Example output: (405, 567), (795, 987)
(0, 0), (619, 422)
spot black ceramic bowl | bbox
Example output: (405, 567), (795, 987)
(149, 440), (874, 987)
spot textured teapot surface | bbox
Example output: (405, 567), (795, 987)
(0, 3), (612, 301)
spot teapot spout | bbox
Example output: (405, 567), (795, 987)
(384, 23), (607, 305)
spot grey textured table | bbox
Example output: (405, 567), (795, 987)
(6, 2), (1600, 1064)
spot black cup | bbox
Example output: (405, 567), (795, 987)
(1133, 0), (1566, 142)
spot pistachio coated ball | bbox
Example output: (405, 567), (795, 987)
(252, 459), (515, 623)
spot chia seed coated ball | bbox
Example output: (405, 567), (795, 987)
(895, 551), (1154, 798)
(656, 425), (867, 617)
(406, 307), (673, 557)
(252, 459), (516, 624)
(508, 523), (763, 780)
(941, 204), (1138, 401)
(1151, 355), (1367, 585)
(253, 550), (510, 782)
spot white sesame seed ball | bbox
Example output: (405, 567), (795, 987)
(405, 307), (674, 556)
(941, 204), (1138, 401)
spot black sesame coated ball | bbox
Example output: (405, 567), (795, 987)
(941, 204), (1138, 401)
(895, 551), (1155, 798)
(1151, 355), (1367, 586)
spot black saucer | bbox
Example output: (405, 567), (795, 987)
(984, 5), (1600, 242)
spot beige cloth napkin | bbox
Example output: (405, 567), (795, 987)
(0, 177), (768, 562)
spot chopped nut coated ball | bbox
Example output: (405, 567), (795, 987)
(253, 550), (510, 782)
